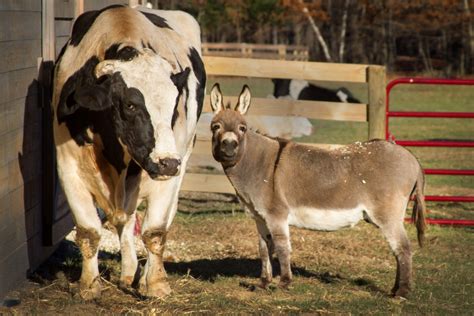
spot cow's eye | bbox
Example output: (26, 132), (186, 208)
(239, 125), (247, 133)
(211, 123), (221, 132)
(127, 104), (135, 111)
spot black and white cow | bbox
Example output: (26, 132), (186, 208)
(52, 5), (205, 299)
(272, 79), (360, 103)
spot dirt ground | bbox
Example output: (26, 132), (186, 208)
(1, 194), (473, 315)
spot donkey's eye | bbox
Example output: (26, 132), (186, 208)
(211, 123), (221, 132)
(239, 125), (247, 133)
(127, 104), (135, 111)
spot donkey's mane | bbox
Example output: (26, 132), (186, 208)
(251, 128), (292, 146)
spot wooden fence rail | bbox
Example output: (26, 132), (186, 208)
(202, 43), (309, 61)
(181, 56), (386, 194)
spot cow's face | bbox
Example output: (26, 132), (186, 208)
(91, 50), (189, 180)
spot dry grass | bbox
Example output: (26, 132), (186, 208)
(2, 201), (473, 314)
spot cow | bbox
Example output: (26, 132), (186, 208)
(272, 78), (361, 103)
(51, 5), (205, 299)
(209, 83), (426, 298)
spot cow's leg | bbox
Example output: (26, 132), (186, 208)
(116, 213), (138, 290)
(267, 219), (292, 289)
(138, 179), (180, 298)
(256, 219), (274, 288)
(61, 178), (102, 300)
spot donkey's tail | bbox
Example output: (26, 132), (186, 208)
(412, 166), (427, 247)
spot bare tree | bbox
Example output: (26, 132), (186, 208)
(338, 0), (350, 62)
(299, 2), (332, 61)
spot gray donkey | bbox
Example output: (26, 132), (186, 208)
(209, 83), (426, 298)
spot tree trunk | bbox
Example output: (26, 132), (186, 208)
(338, 0), (350, 62)
(463, 0), (473, 73)
(300, 3), (332, 61)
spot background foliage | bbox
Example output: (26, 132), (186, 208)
(153, 0), (473, 75)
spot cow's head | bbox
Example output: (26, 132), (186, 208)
(58, 48), (190, 180)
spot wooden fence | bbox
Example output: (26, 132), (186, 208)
(202, 43), (309, 61)
(181, 56), (386, 194)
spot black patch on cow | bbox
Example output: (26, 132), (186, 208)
(272, 79), (290, 97)
(105, 44), (140, 61)
(188, 47), (206, 119)
(272, 78), (361, 103)
(70, 5), (124, 47)
(126, 159), (142, 179)
(147, 43), (157, 54)
(111, 84), (156, 176)
(57, 57), (156, 174)
(140, 11), (171, 29)
(170, 67), (191, 129)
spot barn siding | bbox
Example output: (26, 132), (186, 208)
(0, 2), (43, 299)
(0, 0), (139, 299)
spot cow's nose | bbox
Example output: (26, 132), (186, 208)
(158, 157), (181, 176)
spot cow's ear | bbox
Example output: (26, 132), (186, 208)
(235, 85), (251, 115)
(171, 67), (190, 93)
(73, 82), (112, 112)
(210, 83), (224, 114)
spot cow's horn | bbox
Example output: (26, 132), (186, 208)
(95, 60), (119, 78)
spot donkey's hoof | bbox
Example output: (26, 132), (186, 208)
(278, 280), (291, 290)
(138, 281), (171, 298)
(392, 287), (410, 300)
(79, 279), (101, 300)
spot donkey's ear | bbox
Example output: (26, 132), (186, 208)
(210, 83), (224, 114)
(235, 85), (251, 115)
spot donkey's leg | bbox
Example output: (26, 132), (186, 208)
(116, 214), (138, 290)
(379, 221), (412, 298)
(267, 220), (292, 289)
(256, 219), (274, 288)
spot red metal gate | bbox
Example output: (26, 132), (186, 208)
(385, 77), (474, 226)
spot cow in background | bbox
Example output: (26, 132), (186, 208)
(52, 5), (205, 299)
(272, 78), (361, 103)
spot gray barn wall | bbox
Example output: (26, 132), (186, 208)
(0, 0), (44, 299)
(0, 0), (131, 300)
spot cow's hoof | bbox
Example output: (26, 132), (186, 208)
(79, 279), (101, 300)
(138, 281), (171, 298)
(258, 278), (272, 289)
(119, 276), (134, 291)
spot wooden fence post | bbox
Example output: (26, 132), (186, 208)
(367, 65), (386, 140)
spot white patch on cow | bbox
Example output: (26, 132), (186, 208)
(289, 79), (309, 99)
(96, 50), (180, 162)
(288, 206), (365, 231)
(336, 90), (349, 103)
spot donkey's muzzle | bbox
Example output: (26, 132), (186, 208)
(220, 139), (238, 157)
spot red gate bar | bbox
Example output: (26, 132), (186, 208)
(386, 77), (474, 227)
(405, 218), (474, 226)
(425, 195), (474, 202)
(395, 140), (474, 147)
(425, 169), (474, 176)
(388, 111), (474, 118)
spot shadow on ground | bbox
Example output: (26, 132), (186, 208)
(27, 240), (385, 297)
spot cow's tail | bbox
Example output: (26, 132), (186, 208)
(411, 166), (427, 247)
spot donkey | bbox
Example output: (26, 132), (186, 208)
(209, 83), (426, 298)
